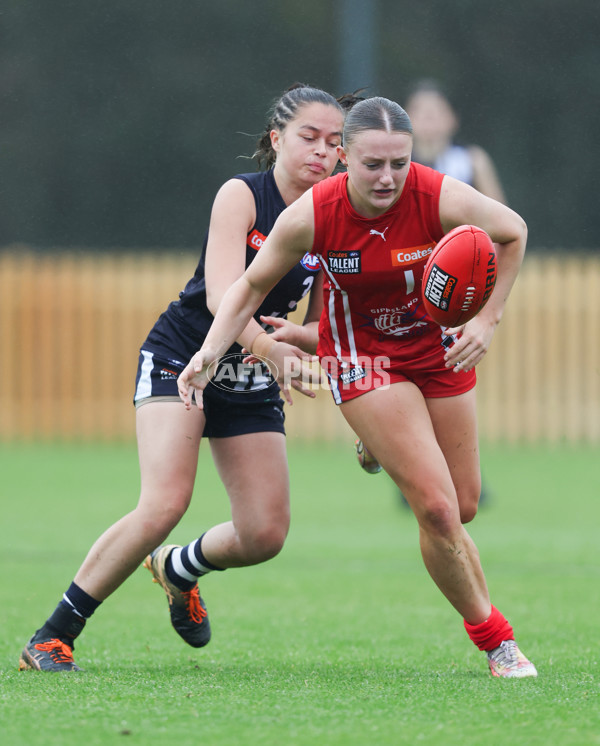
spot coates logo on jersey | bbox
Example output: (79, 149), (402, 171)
(328, 250), (361, 274)
(300, 252), (321, 272)
(247, 229), (267, 251)
(391, 243), (435, 267)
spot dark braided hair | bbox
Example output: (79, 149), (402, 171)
(253, 83), (364, 170)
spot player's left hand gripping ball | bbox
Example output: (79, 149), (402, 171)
(422, 225), (497, 326)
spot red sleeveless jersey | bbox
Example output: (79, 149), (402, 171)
(311, 163), (475, 402)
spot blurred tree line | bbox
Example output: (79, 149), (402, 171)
(1, 0), (598, 252)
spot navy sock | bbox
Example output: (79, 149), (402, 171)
(34, 583), (100, 648)
(35, 600), (87, 648)
(166, 534), (224, 591)
(62, 581), (102, 619)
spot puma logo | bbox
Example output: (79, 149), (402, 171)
(370, 227), (389, 241)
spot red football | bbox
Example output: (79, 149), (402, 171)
(422, 225), (497, 327)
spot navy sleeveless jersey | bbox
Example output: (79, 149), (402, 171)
(140, 169), (321, 365)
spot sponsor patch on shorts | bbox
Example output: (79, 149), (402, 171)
(339, 366), (367, 384)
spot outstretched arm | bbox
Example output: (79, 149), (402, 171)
(177, 191), (317, 408)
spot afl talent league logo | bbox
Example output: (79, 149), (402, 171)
(423, 264), (457, 311)
(328, 250), (361, 274)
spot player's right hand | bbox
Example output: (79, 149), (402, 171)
(177, 348), (218, 410)
(270, 341), (321, 405)
(241, 339), (321, 406)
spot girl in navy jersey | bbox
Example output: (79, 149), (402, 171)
(19, 84), (349, 672)
(177, 96), (537, 679)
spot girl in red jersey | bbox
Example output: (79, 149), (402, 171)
(177, 97), (537, 679)
(356, 80), (507, 492)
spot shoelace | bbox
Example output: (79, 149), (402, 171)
(489, 640), (519, 667)
(34, 639), (75, 664)
(182, 587), (208, 624)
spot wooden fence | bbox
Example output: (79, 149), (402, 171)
(1, 248), (599, 443)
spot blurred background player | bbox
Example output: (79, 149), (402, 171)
(355, 80), (506, 507)
(406, 79), (506, 202)
(19, 84), (354, 672)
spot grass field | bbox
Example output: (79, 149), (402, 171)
(0, 440), (598, 745)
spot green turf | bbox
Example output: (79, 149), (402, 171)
(1, 440), (598, 745)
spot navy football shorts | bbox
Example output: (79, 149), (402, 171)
(133, 350), (285, 438)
